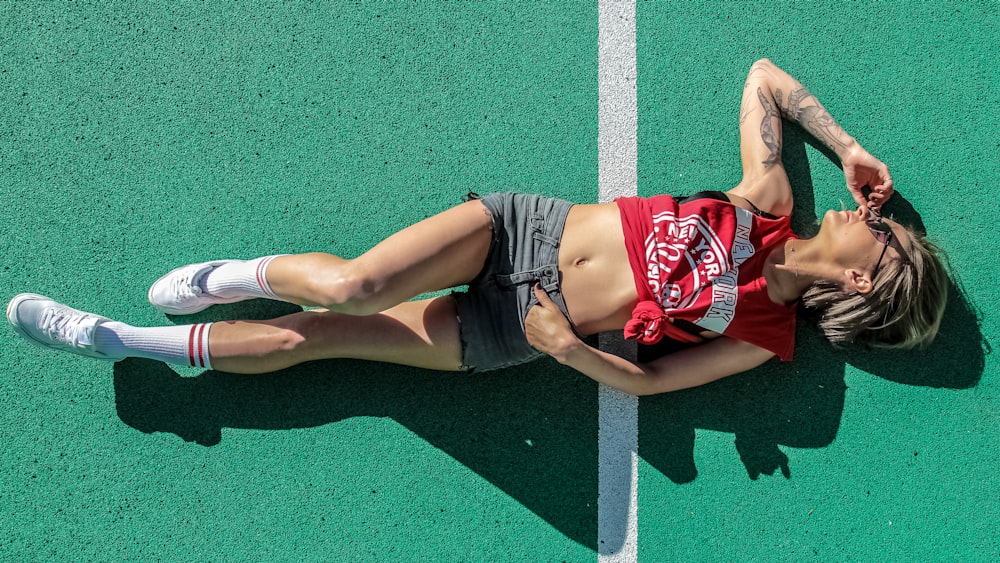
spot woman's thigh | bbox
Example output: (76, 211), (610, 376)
(347, 199), (494, 308)
(308, 296), (464, 371)
(266, 200), (494, 313)
(208, 297), (464, 373)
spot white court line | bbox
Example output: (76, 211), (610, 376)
(596, 0), (638, 561)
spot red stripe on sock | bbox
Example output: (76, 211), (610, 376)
(256, 258), (270, 297)
(201, 323), (211, 369)
(195, 324), (206, 368)
(188, 325), (198, 367)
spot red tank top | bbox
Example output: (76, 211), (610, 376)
(616, 194), (797, 360)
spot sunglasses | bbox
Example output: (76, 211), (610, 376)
(864, 207), (894, 280)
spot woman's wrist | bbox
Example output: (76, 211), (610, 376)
(557, 339), (600, 374)
(551, 336), (586, 365)
(836, 136), (860, 160)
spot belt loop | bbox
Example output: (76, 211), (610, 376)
(539, 265), (559, 291)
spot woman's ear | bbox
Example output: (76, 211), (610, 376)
(845, 268), (873, 294)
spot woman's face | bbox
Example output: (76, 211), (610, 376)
(818, 205), (907, 279)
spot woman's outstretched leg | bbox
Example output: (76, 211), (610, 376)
(207, 297), (463, 373)
(8, 293), (463, 373)
(148, 200), (493, 316)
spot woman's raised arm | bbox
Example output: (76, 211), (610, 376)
(731, 58), (894, 212)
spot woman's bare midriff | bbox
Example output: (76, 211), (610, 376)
(557, 203), (639, 336)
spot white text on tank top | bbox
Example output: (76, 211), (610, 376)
(643, 206), (755, 334)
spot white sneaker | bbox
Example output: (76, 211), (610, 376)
(7, 293), (121, 360)
(147, 260), (246, 315)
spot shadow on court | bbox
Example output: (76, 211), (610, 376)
(111, 278), (986, 551)
(113, 298), (600, 550)
(639, 281), (985, 484)
(112, 129), (987, 550)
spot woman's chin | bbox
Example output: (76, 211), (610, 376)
(818, 209), (840, 230)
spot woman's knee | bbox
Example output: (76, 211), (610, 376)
(307, 265), (388, 316)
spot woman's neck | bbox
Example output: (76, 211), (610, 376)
(764, 238), (826, 305)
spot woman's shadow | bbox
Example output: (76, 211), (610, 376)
(111, 131), (988, 548)
(113, 300), (601, 549)
(638, 127), (988, 483)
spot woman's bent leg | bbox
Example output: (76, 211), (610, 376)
(263, 200), (493, 314)
(208, 296), (464, 373)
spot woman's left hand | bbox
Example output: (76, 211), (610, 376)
(524, 284), (579, 362)
(842, 143), (894, 210)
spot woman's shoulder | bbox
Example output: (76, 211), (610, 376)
(726, 169), (794, 218)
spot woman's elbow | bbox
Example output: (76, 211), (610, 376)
(602, 371), (662, 397)
(630, 370), (685, 396)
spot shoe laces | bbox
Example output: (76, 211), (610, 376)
(173, 266), (207, 299)
(40, 305), (99, 348)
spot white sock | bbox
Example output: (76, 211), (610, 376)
(200, 255), (283, 300)
(93, 322), (213, 369)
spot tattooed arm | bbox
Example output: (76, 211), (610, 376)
(730, 58), (894, 212)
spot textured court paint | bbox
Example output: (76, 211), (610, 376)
(1, 2), (598, 560)
(597, 0), (639, 560)
(636, 1), (998, 561)
(1, 1), (996, 561)
(597, 369), (639, 561)
(598, 0), (638, 199)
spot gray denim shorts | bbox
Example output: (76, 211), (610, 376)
(453, 192), (575, 372)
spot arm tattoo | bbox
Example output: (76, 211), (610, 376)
(775, 87), (852, 152)
(739, 66), (766, 125)
(757, 88), (782, 167)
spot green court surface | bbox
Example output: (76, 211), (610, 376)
(1, 1), (996, 561)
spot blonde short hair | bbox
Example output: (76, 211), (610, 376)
(801, 229), (948, 349)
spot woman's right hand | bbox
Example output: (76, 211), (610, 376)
(842, 143), (894, 210)
(524, 284), (580, 363)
